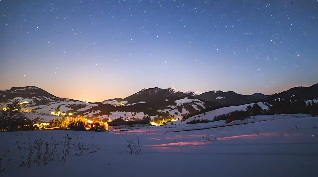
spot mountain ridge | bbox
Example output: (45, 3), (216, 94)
(0, 83), (317, 122)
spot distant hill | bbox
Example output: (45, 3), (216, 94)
(196, 90), (257, 106)
(265, 83), (318, 102)
(1, 83), (316, 122)
(0, 86), (210, 121)
(247, 93), (268, 102)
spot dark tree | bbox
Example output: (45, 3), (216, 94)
(246, 105), (252, 114)
(0, 100), (36, 131)
(252, 103), (262, 115)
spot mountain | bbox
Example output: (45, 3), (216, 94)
(265, 83), (318, 103)
(247, 93), (268, 102)
(1, 84), (316, 122)
(0, 86), (210, 121)
(0, 86), (61, 105)
(186, 91), (202, 96)
(196, 90), (257, 106)
(124, 87), (187, 103)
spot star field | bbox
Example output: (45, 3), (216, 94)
(1, 0), (318, 101)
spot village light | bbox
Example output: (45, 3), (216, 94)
(150, 122), (159, 126)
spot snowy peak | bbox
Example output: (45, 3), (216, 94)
(186, 91), (202, 96)
(167, 86), (177, 93)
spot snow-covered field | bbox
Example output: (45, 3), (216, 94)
(176, 102), (269, 124)
(0, 114), (318, 177)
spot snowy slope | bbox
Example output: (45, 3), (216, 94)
(22, 113), (60, 122)
(176, 102), (269, 124)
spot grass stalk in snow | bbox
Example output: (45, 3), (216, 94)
(34, 139), (44, 166)
(62, 134), (71, 162)
(27, 141), (34, 168)
(127, 137), (142, 155)
(0, 150), (11, 174)
(15, 141), (24, 158)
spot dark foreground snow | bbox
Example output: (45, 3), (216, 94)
(0, 115), (317, 177)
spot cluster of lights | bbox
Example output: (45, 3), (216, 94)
(149, 118), (178, 126)
(35, 116), (108, 130)
(2, 107), (19, 111)
(51, 111), (73, 116)
(19, 101), (29, 105)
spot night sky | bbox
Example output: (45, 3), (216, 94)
(1, 0), (318, 102)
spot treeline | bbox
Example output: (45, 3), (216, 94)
(213, 103), (263, 124)
(0, 100), (40, 131)
(182, 101), (259, 121)
(268, 99), (317, 115)
(186, 99), (318, 124)
(186, 103), (264, 124)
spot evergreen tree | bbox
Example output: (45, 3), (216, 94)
(246, 105), (252, 114)
(252, 103), (262, 115)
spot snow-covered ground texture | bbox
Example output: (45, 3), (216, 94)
(0, 114), (318, 177)
(176, 102), (269, 124)
(22, 113), (59, 122)
(1, 95), (206, 122)
(0, 96), (88, 115)
(306, 99), (318, 105)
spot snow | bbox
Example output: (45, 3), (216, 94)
(84, 110), (101, 117)
(102, 100), (128, 106)
(103, 100), (119, 105)
(0, 114), (317, 177)
(167, 105), (176, 109)
(126, 103), (137, 106)
(192, 91), (202, 95)
(77, 104), (98, 112)
(177, 102), (269, 124)
(120, 101), (128, 104)
(216, 96), (225, 99)
(11, 88), (27, 91)
(192, 105), (200, 111)
(168, 86), (177, 92)
(175, 97), (204, 106)
(195, 101), (205, 109)
(126, 101), (146, 106)
(22, 112), (59, 122)
(305, 99), (318, 105)
(186, 91), (202, 95)
(107, 111), (146, 120)
(59, 105), (73, 112)
(96, 115), (109, 119)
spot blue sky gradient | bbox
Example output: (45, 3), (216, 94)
(1, 0), (318, 101)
